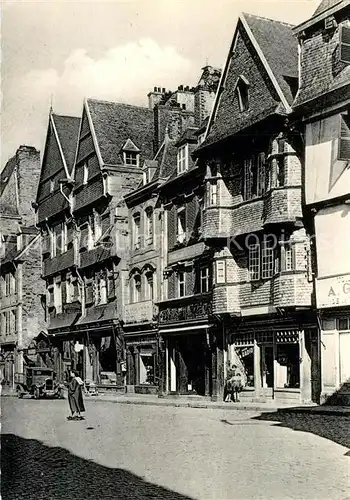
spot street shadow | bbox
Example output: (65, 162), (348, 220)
(251, 411), (350, 450)
(1, 433), (194, 500)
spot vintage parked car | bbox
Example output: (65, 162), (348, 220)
(15, 367), (65, 399)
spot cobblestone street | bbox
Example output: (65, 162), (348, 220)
(2, 398), (349, 500)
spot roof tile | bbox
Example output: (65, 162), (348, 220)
(86, 99), (155, 166)
(52, 114), (81, 174)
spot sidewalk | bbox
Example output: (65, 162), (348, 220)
(83, 392), (350, 415)
(3, 389), (350, 415)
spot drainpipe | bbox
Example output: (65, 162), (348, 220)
(16, 262), (24, 377)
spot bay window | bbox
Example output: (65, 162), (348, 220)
(247, 233), (294, 281)
(243, 152), (266, 200)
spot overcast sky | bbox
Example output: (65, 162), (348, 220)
(2, 0), (319, 166)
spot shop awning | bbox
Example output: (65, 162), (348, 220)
(76, 303), (117, 327)
(48, 312), (80, 331)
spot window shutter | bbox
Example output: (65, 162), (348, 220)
(244, 159), (253, 200)
(340, 25), (350, 64)
(61, 278), (67, 305)
(102, 213), (110, 235)
(107, 273), (115, 299)
(167, 206), (176, 249)
(339, 115), (350, 161)
(80, 223), (89, 251)
(257, 153), (266, 196)
(85, 281), (93, 305)
(66, 223), (74, 249)
(42, 233), (50, 258)
(186, 198), (198, 236)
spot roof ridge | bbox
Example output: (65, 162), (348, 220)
(242, 11), (295, 28)
(86, 98), (151, 112)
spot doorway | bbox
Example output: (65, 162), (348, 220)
(260, 344), (274, 397)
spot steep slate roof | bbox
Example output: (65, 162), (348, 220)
(52, 114), (80, 174)
(154, 138), (178, 179)
(313, 0), (343, 16)
(197, 13), (298, 152)
(86, 99), (155, 166)
(0, 156), (16, 197)
(243, 13), (298, 105)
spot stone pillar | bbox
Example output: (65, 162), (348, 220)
(134, 347), (140, 386)
(157, 336), (167, 396)
(300, 329), (312, 403)
(254, 339), (261, 397)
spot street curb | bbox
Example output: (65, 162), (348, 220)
(277, 407), (350, 417)
(88, 399), (280, 412)
(3, 392), (350, 415)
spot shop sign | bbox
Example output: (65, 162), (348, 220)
(239, 347), (254, 358)
(316, 274), (350, 308)
(124, 300), (155, 324)
(159, 300), (211, 324)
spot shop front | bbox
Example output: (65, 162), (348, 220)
(74, 320), (125, 391)
(162, 329), (213, 396)
(226, 320), (319, 404)
(318, 312), (350, 405)
(123, 300), (159, 394)
(124, 332), (158, 394)
(158, 294), (223, 399)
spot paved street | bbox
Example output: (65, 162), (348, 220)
(2, 398), (349, 500)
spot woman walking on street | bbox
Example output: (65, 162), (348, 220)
(67, 371), (85, 420)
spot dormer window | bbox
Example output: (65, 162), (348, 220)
(122, 138), (140, 167)
(124, 151), (139, 166)
(235, 75), (250, 112)
(177, 144), (188, 174)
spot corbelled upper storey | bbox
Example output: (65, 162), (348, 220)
(293, 0), (350, 112)
(198, 13), (298, 151)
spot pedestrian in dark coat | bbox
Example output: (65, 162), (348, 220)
(67, 371), (85, 420)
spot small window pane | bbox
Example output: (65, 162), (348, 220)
(248, 244), (260, 281)
(216, 261), (226, 284)
(338, 318), (349, 331)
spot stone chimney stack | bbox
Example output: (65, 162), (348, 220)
(148, 86), (167, 110)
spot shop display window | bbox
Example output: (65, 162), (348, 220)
(139, 348), (155, 385)
(276, 343), (300, 389)
(235, 346), (255, 387)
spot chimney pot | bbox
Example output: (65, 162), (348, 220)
(162, 88), (166, 93)
(154, 86), (157, 92)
